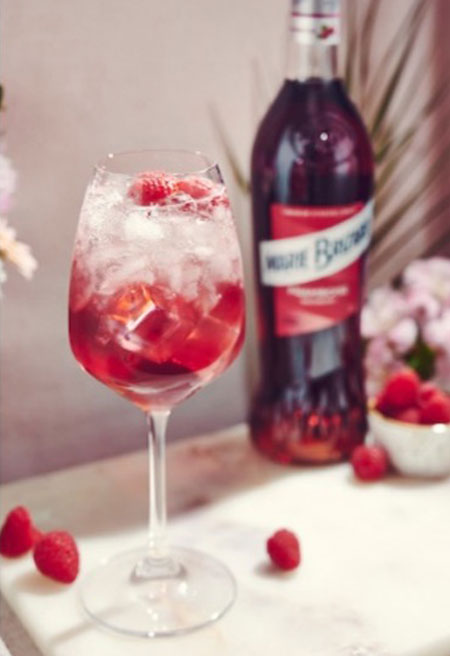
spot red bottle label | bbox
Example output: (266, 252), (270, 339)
(260, 201), (372, 336)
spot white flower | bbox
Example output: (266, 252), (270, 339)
(361, 286), (409, 339)
(387, 317), (418, 355)
(404, 286), (441, 324)
(404, 258), (450, 306)
(434, 353), (450, 393)
(0, 151), (17, 214)
(0, 260), (6, 286)
(0, 216), (37, 281)
(364, 336), (400, 397)
(423, 310), (450, 356)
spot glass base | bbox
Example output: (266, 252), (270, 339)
(80, 546), (237, 637)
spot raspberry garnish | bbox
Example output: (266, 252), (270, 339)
(0, 506), (38, 557)
(177, 175), (214, 199)
(266, 529), (301, 571)
(33, 531), (80, 584)
(382, 368), (420, 409)
(128, 172), (176, 205)
(351, 445), (389, 481)
(419, 392), (450, 425)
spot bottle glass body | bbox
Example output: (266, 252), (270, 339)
(250, 10), (374, 464)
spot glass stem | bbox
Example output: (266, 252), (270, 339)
(146, 410), (170, 558)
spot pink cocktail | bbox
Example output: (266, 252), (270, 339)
(69, 171), (244, 410)
(68, 150), (245, 637)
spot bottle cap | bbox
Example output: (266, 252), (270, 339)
(292, 0), (340, 16)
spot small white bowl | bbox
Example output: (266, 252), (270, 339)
(368, 408), (450, 478)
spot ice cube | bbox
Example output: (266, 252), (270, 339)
(124, 211), (165, 242)
(98, 283), (201, 365)
(96, 283), (156, 346)
(172, 314), (236, 372)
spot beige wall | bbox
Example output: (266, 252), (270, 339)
(1, 0), (286, 482)
(0, 0), (441, 481)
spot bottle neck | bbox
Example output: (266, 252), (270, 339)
(286, 0), (340, 81)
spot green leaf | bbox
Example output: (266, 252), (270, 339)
(406, 341), (436, 381)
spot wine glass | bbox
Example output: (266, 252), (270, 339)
(68, 150), (245, 637)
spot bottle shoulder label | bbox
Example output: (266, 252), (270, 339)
(291, 0), (340, 45)
(260, 201), (372, 336)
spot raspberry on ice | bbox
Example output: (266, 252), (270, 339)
(128, 172), (176, 205)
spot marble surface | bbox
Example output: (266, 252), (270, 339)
(1, 424), (450, 656)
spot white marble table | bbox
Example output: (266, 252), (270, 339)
(1, 424), (450, 656)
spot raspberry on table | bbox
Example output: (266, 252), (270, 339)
(33, 531), (80, 584)
(128, 171), (176, 205)
(266, 529), (301, 571)
(351, 445), (389, 481)
(382, 369), (421, 409)
(0, 506), (38, 557)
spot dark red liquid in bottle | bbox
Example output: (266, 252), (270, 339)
(250, 76), (374, 464)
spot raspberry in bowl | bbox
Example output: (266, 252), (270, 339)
(368, 369), (450, 478)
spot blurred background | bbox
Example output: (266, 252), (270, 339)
(1, 0), (449, 482)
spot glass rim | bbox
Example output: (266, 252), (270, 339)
(94, 148), (219, 178)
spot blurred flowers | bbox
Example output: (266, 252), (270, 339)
(0, 217), (37, 281)
(0, 85), (37, 291)
(363, 257), (450, 396)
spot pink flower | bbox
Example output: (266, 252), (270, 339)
(0, 152), (17, 214)
(361, 287), (409, 339)
(434, 353), (450, 393)
(404, 258), (450, 306)
(387, 318), (418, 355)
(0, 217), (37, 282)
(423, 310), (450, 356)
(364, 336), (401, 397)
(404, 287), (441, 324)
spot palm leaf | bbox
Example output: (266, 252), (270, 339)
(358, 0), (384, 109)
(344, 0), (359, 96)
(212, 0), (450, 284)
(377, 78), (450, 168)
(369, 1), (426, 139)
(426, 225), (450, 257)
(209, 105), (249, 194)
(250, 58), (273, 123)
(372, 141), (450, 249)
(363, 0), (426, 110)
(371, 191), (450, 271)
